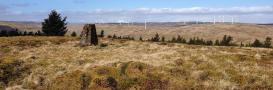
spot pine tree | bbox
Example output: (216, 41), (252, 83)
(161, 36), (165, 42)
(182, 38), (187, 43)
(28, 32), (34, 36)
(71, 31), (77, 37)
(206, 40), (213, 46)
(139, 36), (143, 41)
(100, 30), (104, 37)
(42, 10), (68, 36)
(23, 31), (27, 36)
(176, 35), (182, 43)
(171, 37), (176, 43)
(152, 33), (160, 42)
(0, 30), (7, 37)
(220, 35), (233, 46)
(36, 31), (42, 36)
(240, 42), (244, 47)
(113, 34), (117, 39)
(264, 37), (272, 48)
(107, 35), (112, 38)
(215, 40), (220, 46)
(252, 39), (263, 47)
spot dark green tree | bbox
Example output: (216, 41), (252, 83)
(0, 30), (7, 37)
(139, 36), (143, 41)
(161, 36), (165, 42)
(206, 40), (213, 46)
(176, 35), (182, 43)
(23, 31), (28, 36)
(171, 37), (176, 42)
(113, 34), (117, 39)
(220, 35), (233, 46)
(100, 30), (104, 37)
(252, 39), (263, 47)
(264, 37), (272, 48)
(28, 32), (34, 36)
(214, 40), (220, 46)
(42, 10), (68, 36)
(240, 42), (244, 47)
(151, 33), (160, 42)
(71, 31), (77, 37)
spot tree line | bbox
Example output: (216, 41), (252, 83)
(0, 30), (43, 37)
(108, 33), (272, 48)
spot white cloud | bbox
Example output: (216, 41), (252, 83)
(0, 6), (273, 23)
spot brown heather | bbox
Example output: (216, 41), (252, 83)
(0, 36), (272, 90)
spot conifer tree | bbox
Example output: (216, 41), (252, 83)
(139, 36), (143, 41)
(0, 30), (7, 37)
(23, 31), (28, 36)
(240, 42), (244, 47)
(176, 35), (182, 43)
(152, 33), (160, 42)
(264, 37), (272, 48)
(28, 32), (34, 36)
(42, 10), (68, 36)
(71, 31), (77, 37)
(161, 36), (165, 42)
(100, 30), (104, 37)
(113, 34), (117, 39)
(215, 40), (220, 46)
(252, 39), (263, 47)
(171, 37), (176, 43)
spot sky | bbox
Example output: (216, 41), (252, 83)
(0, 0), (273, 23)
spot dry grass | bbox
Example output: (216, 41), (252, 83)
(0, 36), (272, 90)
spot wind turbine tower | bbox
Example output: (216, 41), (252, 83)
(231, 16), (234, 24)
(144, 19), (147, 30)
(213, 16), (216, 24)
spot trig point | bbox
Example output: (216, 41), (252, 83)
(80, 24), (98, 46)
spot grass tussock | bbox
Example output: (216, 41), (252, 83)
(0, 36), (272, 89)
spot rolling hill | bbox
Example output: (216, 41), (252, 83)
(1, 21), (273, 43)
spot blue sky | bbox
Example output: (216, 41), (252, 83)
(0, 0), (273, 23)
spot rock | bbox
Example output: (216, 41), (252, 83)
(80, 24), (98, 46)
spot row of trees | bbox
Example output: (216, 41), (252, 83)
(0, 30), (44, 37)
(107, 34), (135, 40)
(148, 34), (235, 46)
(108, 33), (272, 48)
(242, 37), (272, 48)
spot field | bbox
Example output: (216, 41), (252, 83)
(1, 36), (272, 89)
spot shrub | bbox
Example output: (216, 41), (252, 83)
(71, 31), (77, 37)
(151, 33), (160, 42)
(139, 36), (143, 41)
(220, 35), (233, 46)
(264, 37), (272, 48)
(100, 30), (104, 37)
(252, 39), (263, 47)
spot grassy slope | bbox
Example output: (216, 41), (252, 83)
(0, 36), (272, 89)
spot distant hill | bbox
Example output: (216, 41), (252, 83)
(1, 21), (273, 43)
(0, 25), (16, 31)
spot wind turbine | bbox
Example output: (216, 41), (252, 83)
(144, 19), (147, 30)
(231, 16), (234, 24)
(213, 16), (216, 24)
